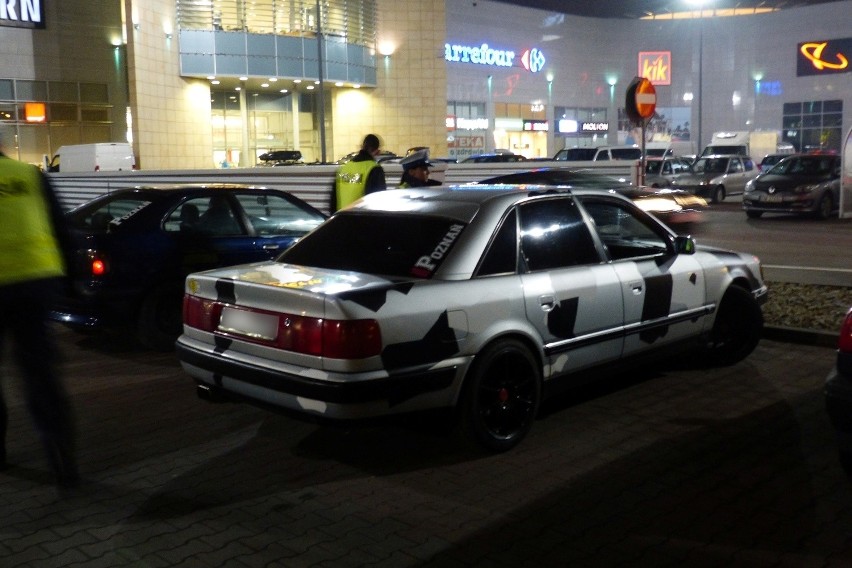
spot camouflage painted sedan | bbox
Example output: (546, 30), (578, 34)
(176, 186), (768, 452)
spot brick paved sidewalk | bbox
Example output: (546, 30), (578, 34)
(1, 331), (851, 567)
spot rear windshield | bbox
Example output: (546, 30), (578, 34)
(279, 213), (467, 279)
(66, 196), (151, 232)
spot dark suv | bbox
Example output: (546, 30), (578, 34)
(50, 184), (326, 350)
(742, 154), (841, 219)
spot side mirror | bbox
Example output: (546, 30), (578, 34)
(674, 235), (696, 255)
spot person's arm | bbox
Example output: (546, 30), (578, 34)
(365, 166), (386, 194)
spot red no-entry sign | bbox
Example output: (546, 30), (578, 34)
(625, 76), (657, 123)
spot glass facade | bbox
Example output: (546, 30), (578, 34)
(783, 100), (844, 153)
(0, 79), (115, 165)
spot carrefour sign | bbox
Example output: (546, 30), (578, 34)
(445, 42), (546, 73)
(0, 0), (44, 29)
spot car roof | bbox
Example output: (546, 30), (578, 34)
(108, 183), (280, 197)
(346, 184), (624, 222)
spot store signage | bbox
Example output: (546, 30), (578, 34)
(0, 0), (44, 29)
(445, 42), (546, 73)
(446, 116), (489, 130)
(558, 120), (578, 134)
(638, 51), (671, 85)
(797, 38), (851, 76)
(24, 102), (46, 122)
(523, 120), (548, 132)
(448, 135), (485, 149)
(581, 121), (609, 132)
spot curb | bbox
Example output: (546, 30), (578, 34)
(763, 325), (838, 349)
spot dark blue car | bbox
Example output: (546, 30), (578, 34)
(49, 184), (326, 350)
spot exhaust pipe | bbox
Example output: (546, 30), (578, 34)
(196, 383), (227, 403)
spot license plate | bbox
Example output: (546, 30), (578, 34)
(761, 194), (784, 203)
(219, 307), (278, 341)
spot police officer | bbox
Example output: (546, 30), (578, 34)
(0, 128), (78, 488)
(334, 133), (387, 212)
(399, 149), (440, 188)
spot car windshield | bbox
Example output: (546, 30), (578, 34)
(67, 196), (152, 232)
(278, 213), (467, 279)
(768, 156), (836, 176)
(693, 158), (728, 174)
(610, 148), (642, 160)
(645, 161), (663, 174)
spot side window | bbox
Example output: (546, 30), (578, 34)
(743, 158), (755, 172)
(516, 198), (600, 272)
(477, 210), (518, 276)
(233, 193), (324, 236)
(164, 195), (244, 236)
(581, 199), (670, 261)
(731, 159), (744, 173)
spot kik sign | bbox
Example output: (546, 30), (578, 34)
(797, 38), (851, 76)
(638, 52), (671, 86)
(0, 0), (44, 28)
(445, 42), (546, 73)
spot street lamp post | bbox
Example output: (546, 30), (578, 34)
(687, 0), (713, 154)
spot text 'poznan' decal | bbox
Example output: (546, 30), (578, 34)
(412, 224), (465, 277)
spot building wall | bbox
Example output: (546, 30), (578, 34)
(125, 0), (214, 169)
(0, 0), (127, 161)
(332, 0), (448, 159)
(446, 0), (852, 156)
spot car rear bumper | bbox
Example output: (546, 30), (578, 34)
(176, 337), (463, 420)
(48, 283), (142, 329)
(825, 366), (852, 454)
(742, 194), (817, 213)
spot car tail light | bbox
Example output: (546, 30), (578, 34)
(839, 308), (852, 354)
(82, 250), (109, 277)
(182, 295), (382, 359)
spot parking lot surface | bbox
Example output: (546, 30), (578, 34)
(1, 326), (851, 567)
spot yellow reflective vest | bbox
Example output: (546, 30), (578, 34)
(335, 158), (379, 211)
(0, 156), (65, 285)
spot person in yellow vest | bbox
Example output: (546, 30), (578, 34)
(0, 128), (78, 489)
(333, 133), (386, 212)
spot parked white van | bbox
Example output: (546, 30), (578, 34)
(46, 143), (136, 172)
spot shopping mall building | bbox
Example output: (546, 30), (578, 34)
(1, 0), (850, 168)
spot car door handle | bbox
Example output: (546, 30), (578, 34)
(262, 243), (280, 251)
(629, 280), (643, 295)
(539, 295), (555, 312)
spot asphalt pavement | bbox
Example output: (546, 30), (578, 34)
(1, 323), (850, 568)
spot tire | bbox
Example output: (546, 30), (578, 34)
(136, 282), (185, 351)
(711, 185), (725, 204)
(458, 339), (541, 452)
(705, 285), (763, 366)
(746, 210), (763, 219)
(814, 193), (833, 220)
